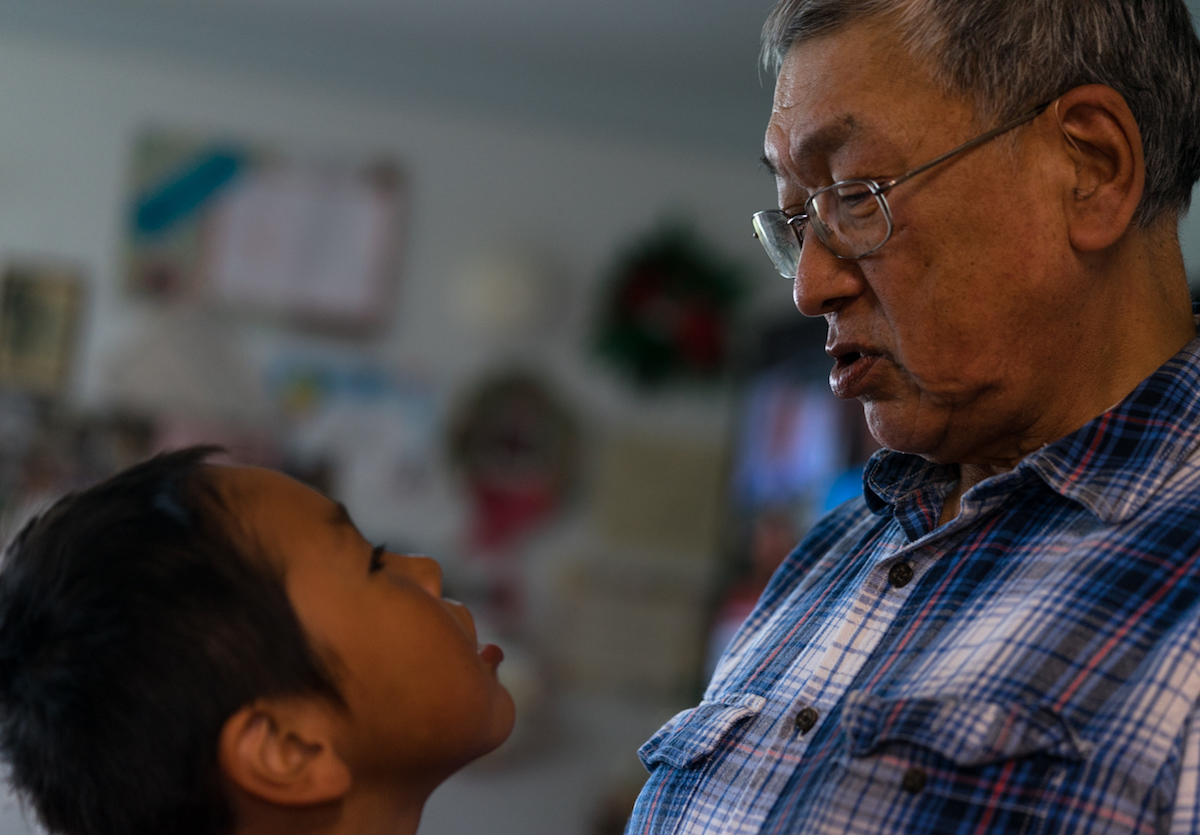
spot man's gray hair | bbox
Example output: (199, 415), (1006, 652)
(762, 0), (1200, 226)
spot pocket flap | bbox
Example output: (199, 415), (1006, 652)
(638, 693), (766, 769)
(841, 690), (1089, 767)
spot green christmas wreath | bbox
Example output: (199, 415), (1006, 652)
(594, 224), (746, 389)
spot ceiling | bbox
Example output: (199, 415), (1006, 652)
(0, 0), (781, 163)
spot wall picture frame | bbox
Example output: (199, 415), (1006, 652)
(0, 260), (84, 398)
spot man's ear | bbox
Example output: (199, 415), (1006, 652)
(218, 698), (352, 806)
(1054, 84), (1145, 252)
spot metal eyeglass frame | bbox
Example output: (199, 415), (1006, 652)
(753, 99), (1054, 274)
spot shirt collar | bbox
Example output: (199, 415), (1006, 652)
(864, 328), (1200, 525)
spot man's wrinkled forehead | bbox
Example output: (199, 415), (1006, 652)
(766, 22), (957, 180)
(773, 19), (939, 109)
(765, 32), (879, 181)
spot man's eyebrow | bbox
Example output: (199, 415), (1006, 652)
(765, 115), (861, 180)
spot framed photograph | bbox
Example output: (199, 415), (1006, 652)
(0, 261), (84, 397)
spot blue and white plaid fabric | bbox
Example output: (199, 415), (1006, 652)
(629, 332), (1200, 834)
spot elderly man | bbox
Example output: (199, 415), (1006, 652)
(628, 1), (1200, 833)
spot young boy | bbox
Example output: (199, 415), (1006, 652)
(0, 446), (514, 835)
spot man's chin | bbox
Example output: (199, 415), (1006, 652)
(861, 404), (953, 462)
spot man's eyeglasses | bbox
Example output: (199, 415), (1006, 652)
(752, 101), (1053, 277)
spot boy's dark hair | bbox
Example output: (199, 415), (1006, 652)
(0, 447), (343, 835)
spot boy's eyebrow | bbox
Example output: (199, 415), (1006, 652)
(330, 502), (355, 530)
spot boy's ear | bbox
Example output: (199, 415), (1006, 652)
(218, 698), (352, 806)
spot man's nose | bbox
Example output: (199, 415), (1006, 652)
(792, 234), (867, 317)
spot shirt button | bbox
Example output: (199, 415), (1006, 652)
(901, 766), (926, 794)
(794, 706), (819, 735)
(888, 562), (914, 588)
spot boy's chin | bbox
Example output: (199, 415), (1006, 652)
(465, 689), (519, 767)
(489, 687), (519, 750)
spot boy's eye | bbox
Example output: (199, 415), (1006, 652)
(368, 544), (387, 573)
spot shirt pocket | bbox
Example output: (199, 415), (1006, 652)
(638, 693), (767, 770)
(834, 690), (1091, 834)
(840, 689), (1090, 766)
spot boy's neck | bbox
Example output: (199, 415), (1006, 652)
(232, 786), (427, 835)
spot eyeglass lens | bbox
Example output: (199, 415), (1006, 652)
(751, 212), (802, 279)
(813, 181), (889, 259)
(753, 182), (891, 277)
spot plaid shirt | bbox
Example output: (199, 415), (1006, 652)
(629, 333), (1200, 835)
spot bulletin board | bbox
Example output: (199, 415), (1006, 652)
(123, 128), (407, 333)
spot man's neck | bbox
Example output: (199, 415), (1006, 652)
(937, 464), (992, 527)
(937, 225), (1195, 527)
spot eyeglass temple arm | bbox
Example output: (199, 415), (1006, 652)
(877, 100), (1054, 193)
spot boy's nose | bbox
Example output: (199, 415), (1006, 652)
(397, 553), (442, 597)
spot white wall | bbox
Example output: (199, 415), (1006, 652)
(0, 29), (780, 404)
(0, 26), (783, 835)
(0, 25), (790, 544)
(1177, 0), (1200, 280)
